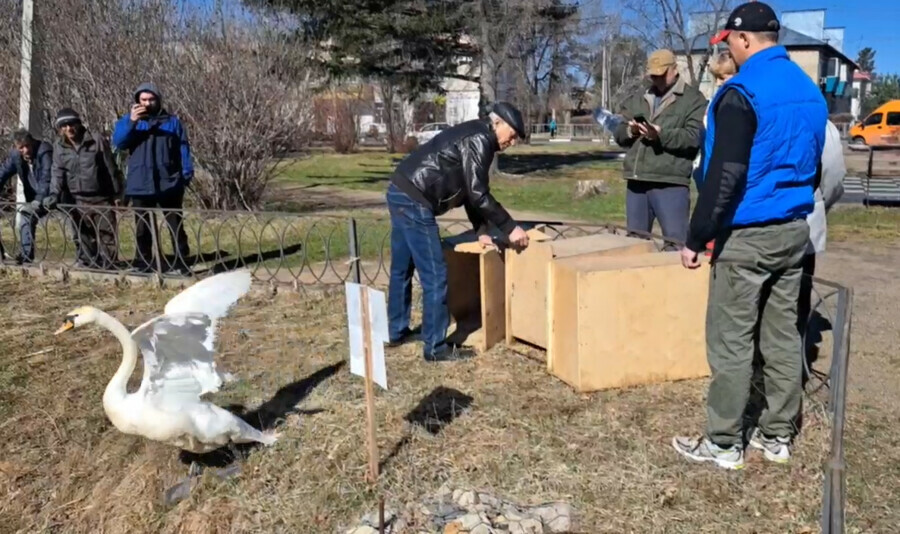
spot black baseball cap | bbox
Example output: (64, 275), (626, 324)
(710, 1), (781, 44)
(491, 102), (527, 140)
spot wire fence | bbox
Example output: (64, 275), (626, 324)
(0, 199), (852, 531)
(0, 201), (676, 287)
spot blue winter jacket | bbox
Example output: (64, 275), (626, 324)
(112, 110), (194, 196)
(0, 141), (53, 203)
(703, 46), (827, 226)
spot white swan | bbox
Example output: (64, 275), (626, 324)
(53, 269), (278, 456)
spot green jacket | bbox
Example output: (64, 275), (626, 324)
(613, 76), (707, 186)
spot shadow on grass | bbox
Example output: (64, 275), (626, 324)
(380, 386), (474, 471)
(178, 360), (346, 470)
(201, 243), (305, 274)
(499, 151), (624, 174)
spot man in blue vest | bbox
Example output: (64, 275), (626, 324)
(672, 1), (827, 470)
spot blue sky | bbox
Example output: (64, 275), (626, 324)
(766, 0), (900, 74)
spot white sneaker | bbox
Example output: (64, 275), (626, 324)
(672, 436), (745, 470)
(748, 428), (791, 464)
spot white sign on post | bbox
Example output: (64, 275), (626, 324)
(345, 282), (389, 390)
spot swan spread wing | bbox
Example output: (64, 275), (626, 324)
(130, 270), (253, 410)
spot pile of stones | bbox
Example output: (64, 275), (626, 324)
(344, 486), (573, 534)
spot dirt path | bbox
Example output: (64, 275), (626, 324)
(814, 240), (900, 530)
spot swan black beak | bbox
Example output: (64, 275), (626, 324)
(54, 316), (75, 335)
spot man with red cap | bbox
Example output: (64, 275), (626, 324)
(673, 1), (828, 469)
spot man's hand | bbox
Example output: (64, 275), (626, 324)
(639, 123), (661, 141)
(628, 120), (642, 138)
(478, 234), (494, 249)
(28, 200), (41, 212)
(508, 226), (529, 249)
(130, 104), (147, 122)
(41, 196), (57, 211)
(680, 246), (701, 269)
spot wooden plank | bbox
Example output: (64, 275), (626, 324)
(444, 249), (482, 348)
(547, 259), (582, 387)
(507, 233), (656, 349)
(479, 249), (506, 351)
(547, 251), (711, 392)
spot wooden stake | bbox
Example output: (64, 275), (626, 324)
(360, 285), (379, 484)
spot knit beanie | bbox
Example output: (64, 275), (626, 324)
(54, 107), (82, 128)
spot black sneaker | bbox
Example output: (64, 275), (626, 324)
(387, 327), (420, 348)
(424, 345), (474, 362)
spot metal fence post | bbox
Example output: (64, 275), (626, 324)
(349, 217), (361, 284)
(149, 209), (165, 278)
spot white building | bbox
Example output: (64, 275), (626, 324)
(851, 71), (873, 121)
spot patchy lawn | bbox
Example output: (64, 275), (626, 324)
(4, 239), (899, 533)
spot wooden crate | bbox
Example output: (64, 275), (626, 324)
(443, 243), (506, 352)
(505, 232), (657, 349)
(547, 251), (711, 392)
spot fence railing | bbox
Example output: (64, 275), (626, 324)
(0, 201), (674, 287)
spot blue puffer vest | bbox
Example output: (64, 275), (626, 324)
(703, 45), (827, 226)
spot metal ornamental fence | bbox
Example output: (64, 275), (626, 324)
(0, 201), (678, 286)
(0, 200), (852, 532)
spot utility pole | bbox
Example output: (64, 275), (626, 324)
(19, 0), (43, 135)
(14, 0), (42, 243)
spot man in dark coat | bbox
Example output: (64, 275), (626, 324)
(46, 108), (123, 270)
(0, 129), (52, 263)
(112, 82), (194, 274)
(386, 102), (530, 362)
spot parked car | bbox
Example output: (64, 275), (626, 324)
(414, 122), (450, 145)
(850, 100), (900, 146)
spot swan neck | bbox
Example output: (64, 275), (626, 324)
(97, 311), (138, 401)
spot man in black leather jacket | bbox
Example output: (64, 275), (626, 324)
(387, 102), (530, 362)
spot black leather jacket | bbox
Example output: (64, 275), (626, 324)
(390, 118), (516, 234)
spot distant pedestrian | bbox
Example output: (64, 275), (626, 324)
(613, 48), (707, 249)
(0, 129), (52, 264)
(673, 2), (827, 469)
(46, 108), (122, 270)
(549, 118), (557, 138)
(112, 82), (194, 274)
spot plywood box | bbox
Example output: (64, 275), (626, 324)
(547, 251), (710, 392)
(505, 232), (657, 349)
(443, 244), (506, 352)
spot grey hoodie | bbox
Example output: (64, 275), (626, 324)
(133, 82), (163, 105)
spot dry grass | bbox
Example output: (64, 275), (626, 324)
(0, 268), (849, 534)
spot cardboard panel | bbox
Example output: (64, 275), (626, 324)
(548, 251), (711, 392)
(506, 233), (657, 349)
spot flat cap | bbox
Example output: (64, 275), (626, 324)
(491, 102), (526, 140)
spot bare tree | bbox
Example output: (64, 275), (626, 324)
(379, 78), (412, 154)
(0, 0), (316, 210)
(622, 0), (734, 85)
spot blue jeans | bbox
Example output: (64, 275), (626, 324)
(386, 184), (449, 356)
(16, 209), (39, 261)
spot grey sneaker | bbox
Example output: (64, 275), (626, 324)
(748, 428), (791, 464)
(672, 436), (745, 470)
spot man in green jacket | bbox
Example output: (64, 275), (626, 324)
(613, 49), (707, 249)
